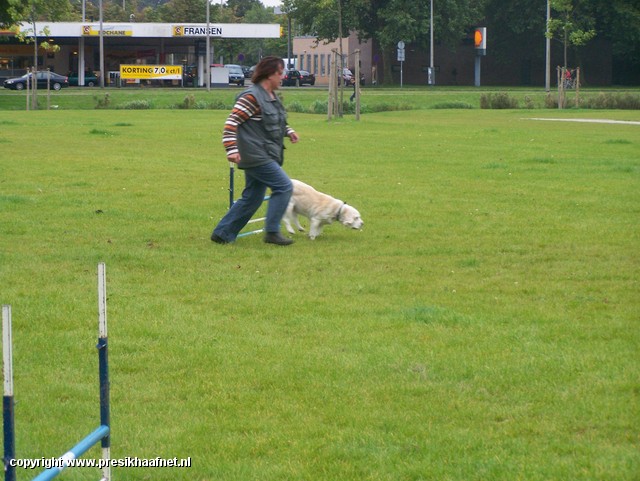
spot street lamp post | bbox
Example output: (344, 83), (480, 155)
(545, 0), (550, 92)
(79, 0), (85, 86)
(99, 0), (104, 88)
(206, 0), (210, 90)
(287, 15), (292, 68)
(430, 0), (434, 85)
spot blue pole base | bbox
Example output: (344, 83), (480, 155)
(31, 425), (110, 481)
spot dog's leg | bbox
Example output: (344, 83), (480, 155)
(283, 204), (296, 234)
(308, 219), (323, 240)
(294, 215), (305, 232)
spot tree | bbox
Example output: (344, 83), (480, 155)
(547, 0), (596, 68)
(591, 0), (640, 83)
(8, 0), (72, 108)
(227, 0), (261, 19)
(286, 0), (485, 85)
(0, 0), (14, 27)
(158, 0), (209, 23)
(240, 4), (286, 64)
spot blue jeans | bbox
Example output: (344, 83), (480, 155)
(212, 161), (293, 242)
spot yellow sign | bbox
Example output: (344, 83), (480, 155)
(120, 65), (183, 80)
(82, 25), (133, 37)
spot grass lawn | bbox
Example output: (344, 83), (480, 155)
(0, 105), (638, 480)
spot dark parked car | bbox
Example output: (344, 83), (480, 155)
(299, 70), (315, 86)
(281, 68), (302, 86)
(68, 72), (98, 87)
(225, 64), (245, 86)
(242, 66), (252, 78)
(3, 71), (69, 91)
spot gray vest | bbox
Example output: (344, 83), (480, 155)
(236, 84), (287, 169)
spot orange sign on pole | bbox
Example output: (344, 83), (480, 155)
(474, 27), (486, 55)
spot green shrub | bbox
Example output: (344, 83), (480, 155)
(544, 94), (557, 108)
(116, 99), (151, 109)
(310, 99), (328, 114)
(365, 101), (414, 112)
(431, 101), (474, 109)
(582, 92), (640, 110)
(177, 94), (196, 109)
(207, 98), (229, 110)
(523, 96), (535, 109)
(480, 92), (518, 109)
(342, 100), (356, 114)
(93, 93), (111, 109)
(286, 100), (306, 113)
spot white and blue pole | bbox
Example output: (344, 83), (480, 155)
(97, 262), (111, 481)
(32, 263), (111, 481)
(2, 305), (15, 481)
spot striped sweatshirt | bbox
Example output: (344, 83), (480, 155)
(222, 93), (295, 157)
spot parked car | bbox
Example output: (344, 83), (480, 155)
(281, 68), (302, 86)
(68, 71), (98, 87)
(3, 71), (69, 91)
(242, 66), (252, 78)
(299, 70), (315, 86)
(225, 64), (245, 86)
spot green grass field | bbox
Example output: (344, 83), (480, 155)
(0, 104), (639, 480)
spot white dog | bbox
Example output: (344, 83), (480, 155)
(283, 179), (364, 240)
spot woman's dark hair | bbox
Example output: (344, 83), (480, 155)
(251, 56), (284, 84)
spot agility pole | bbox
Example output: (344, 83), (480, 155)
(2, 305), (15, 481)
(2, 263), (111, 481)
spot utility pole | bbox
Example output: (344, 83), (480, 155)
(287, 15), (292, 68)
(206, 0), (210, 91)
(337, 0), (344, 117)
(99, 0), (104, 88)
(430, 0), (434, 85)
(79, 0), (85, 86)
(545, 0), (550, 92)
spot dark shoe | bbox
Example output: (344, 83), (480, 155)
(264, 232), (294, 246)
(211, 233), (229, 244)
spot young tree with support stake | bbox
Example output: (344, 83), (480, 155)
(7, 0), (72, 109)
(547, 0), (596, 69)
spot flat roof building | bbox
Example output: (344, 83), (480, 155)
(0, 22), (280, 86)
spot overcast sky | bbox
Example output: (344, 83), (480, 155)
(261, 0), (282, 7)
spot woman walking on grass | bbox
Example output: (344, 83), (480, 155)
(211, 56), (300, 246)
